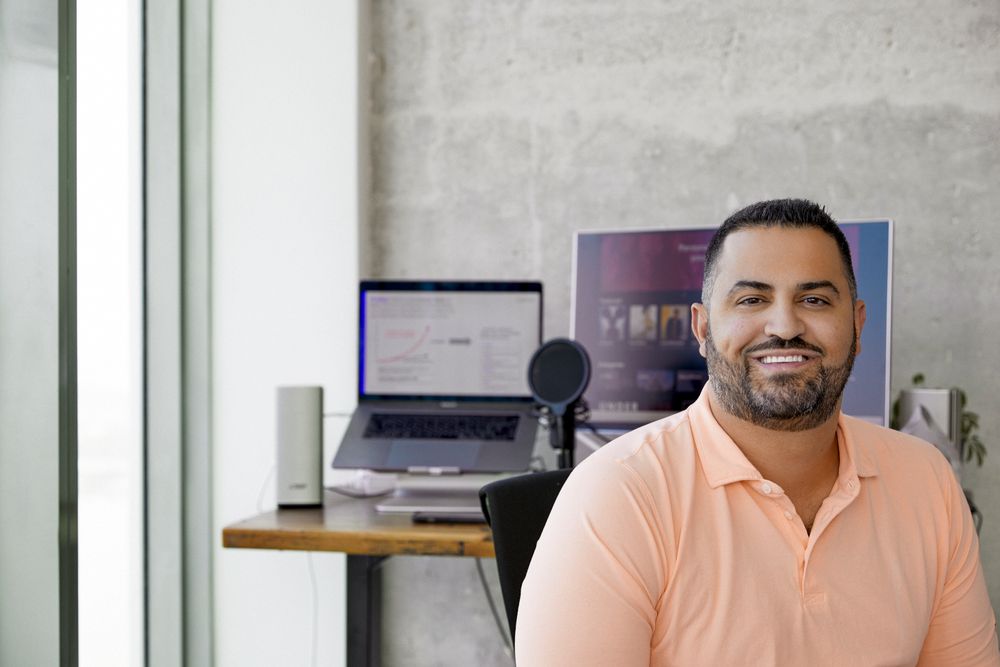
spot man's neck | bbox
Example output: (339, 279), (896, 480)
(706, 386), (841, 506)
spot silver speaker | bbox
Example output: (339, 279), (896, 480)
(276, 386), (323, 507)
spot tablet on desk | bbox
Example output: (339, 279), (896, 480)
(375, 488), (483, 515)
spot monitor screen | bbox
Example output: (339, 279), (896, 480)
(571, 221), (892, 427)
(359, 281), (542, 399)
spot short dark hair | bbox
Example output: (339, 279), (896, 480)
(701, 198), (857, 303)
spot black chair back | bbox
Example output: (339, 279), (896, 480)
(479, 468), (573, 644)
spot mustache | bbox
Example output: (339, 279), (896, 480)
(743, 337), (824, 356)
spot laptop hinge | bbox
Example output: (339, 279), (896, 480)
(406, 466), (462, 476)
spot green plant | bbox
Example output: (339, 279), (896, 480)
(890, 373), (987, 466)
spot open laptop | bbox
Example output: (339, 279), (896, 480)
(332, 280), (542, 515)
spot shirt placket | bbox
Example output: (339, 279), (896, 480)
(801, 475), (861, 597)
(749, 479), (809, 591)
(750, 474), (862, 600)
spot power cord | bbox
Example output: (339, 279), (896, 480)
(528, 455), (547, 473)
(256, 464), (276, 514)
(581, 422), (612, 444)
(279, 407), (528, 664)
(965, 489), (983, 534)
(307, 553), (318, 667)
(475, 558), (515, 662)
(255, 464), (320, 667)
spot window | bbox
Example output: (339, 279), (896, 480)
(77, 1), (143, 664)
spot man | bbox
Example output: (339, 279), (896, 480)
(516, 199), (999, 666)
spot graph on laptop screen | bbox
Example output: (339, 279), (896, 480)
(571, 221), (893, 428)
(360, 282), (542, 399)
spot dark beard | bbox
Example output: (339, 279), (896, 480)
(704, 329), (857, 432)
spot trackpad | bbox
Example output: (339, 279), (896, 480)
(387, 441), (481, 469)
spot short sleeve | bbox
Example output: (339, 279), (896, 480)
(917, 461), (1000, 666)
(514, 454), (672, 667)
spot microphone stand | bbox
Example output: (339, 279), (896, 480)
(550, 403), (577, 469)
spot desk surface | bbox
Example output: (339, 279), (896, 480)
(222, 489), (495, 558)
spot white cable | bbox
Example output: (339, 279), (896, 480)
(257, 465), (276, 514)
(308, 552), (318, 667)
(258, 465), (319, 666)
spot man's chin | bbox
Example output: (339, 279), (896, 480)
(748, 370), (820, 395)
(750, 392), (818, 416)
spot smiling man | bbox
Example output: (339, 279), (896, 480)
(516, 199), (999, 666)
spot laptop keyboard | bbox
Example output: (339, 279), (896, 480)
(364, 413), (520, 441)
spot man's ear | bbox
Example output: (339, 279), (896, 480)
(853, 299), (867, 355)
(691, 303), (709, 358)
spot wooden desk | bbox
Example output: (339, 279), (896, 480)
(222, 490), (494, 666)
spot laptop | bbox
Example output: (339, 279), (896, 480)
(332, 280), (542, 514)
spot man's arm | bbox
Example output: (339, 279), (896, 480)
(917, 463), (999, 666)
(514, 457), (671, 666)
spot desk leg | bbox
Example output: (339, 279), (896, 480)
(347, 555), (386, 667)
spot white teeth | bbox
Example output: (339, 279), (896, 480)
(761, 355), (806, 364)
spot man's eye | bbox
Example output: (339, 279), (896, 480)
(737, 297), (763, 306)
(802, 296), (829, 306)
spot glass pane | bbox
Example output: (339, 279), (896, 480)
(0, 0), (63, 663)
(77, 0), (143, 664)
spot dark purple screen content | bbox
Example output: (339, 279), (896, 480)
(572, 222), (891, 428)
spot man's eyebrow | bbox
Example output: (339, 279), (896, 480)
(726, 280), (842, 297)
(798, 280), (841, 295)
(727, 280), (773, 296)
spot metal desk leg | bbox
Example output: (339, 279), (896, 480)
(347, 555), (387, 667)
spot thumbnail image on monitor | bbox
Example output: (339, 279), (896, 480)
(571, 220), (893, 428)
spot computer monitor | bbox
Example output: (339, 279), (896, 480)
(571, 220), (893, 428)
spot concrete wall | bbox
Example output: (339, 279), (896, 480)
(367, 1), (1000, 664)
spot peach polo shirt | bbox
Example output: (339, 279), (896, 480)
(516, 385), (998, 666)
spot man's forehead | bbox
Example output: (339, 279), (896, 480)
(711, 227), (850, 292)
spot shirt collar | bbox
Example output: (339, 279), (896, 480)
(837, 413), (879, 479)
(687, 382), (880, 489)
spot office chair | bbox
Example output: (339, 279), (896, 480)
(479, 468), (573, 644)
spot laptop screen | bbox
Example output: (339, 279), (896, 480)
(359, 281), (543, 400)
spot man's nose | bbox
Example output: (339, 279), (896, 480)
(763, 302), (806, 341)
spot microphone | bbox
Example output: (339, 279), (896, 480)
(527, 338), (591, 469)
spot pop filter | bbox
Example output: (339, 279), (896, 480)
(527, 339), (591, 468)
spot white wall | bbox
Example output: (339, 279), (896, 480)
(213, 2), (360, 665)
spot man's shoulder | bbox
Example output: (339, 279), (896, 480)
(840, 413), (955, 480)
(554, 410), (699, 534)
(841, 414), (943, 454)
(574, 410), (697, 484)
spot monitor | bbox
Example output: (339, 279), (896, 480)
(571, 220), (893, 427)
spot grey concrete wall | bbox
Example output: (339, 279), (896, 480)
(367, 2), (1000, 664)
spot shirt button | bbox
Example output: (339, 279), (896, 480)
(760, 482), (773, 494)
(784, 511), (794, 520)
(848, 480), (856, 489)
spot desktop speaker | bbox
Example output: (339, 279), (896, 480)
(276, 386), (324, 507)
